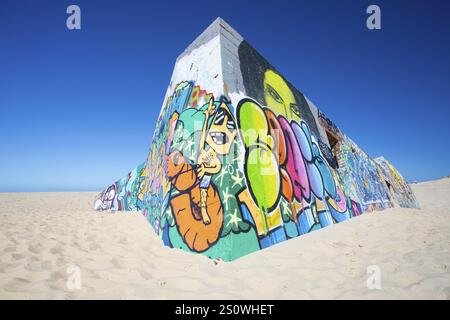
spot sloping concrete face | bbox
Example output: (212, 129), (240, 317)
(94, 18), (419, 261)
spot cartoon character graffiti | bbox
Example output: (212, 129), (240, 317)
(94, 183), (117, 210)
(196, 97), (237, 224)
(94, 74), (416, 261)
(166, 149), (224, 252)
(164, 96), (239, 252)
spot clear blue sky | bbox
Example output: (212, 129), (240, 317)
(1, 0), (449, 191)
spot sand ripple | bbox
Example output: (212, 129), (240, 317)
(0, 178), (449, 299)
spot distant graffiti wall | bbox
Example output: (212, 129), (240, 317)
(375, 157), (419, 208)
(316, 111), (415, 212)
(94, 32), (418, 261)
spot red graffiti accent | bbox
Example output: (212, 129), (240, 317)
(280, 168), (297, 223)
(264, 109), (287, 165)
(263, 109), (297, 222)
(189, 85), (213, 108)
(351, 200), (361, 216)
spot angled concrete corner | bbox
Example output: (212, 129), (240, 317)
(94, 17), (419, 261)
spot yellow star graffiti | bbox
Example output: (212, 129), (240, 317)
(216, 169), (227, 187)
(231, 171), (244, 188)
(221, 187), (233, 211)
(226, 208), (242, 228)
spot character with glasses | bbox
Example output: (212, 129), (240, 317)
(196, 97), (237, 224)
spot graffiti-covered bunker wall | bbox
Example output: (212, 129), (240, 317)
(94, 18), (419, 261)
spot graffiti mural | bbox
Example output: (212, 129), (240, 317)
(93, 162), (146, 211)
(94, 81), (367, 260)
(238, 40), (320, 138)
(94, 183), (117, 210)
(164, 95), (258, 259)
(375, 157), (419, 208)
(236, 98), (359, 241)
(318, 111), (395, 212)
(95, 28), (418, 261)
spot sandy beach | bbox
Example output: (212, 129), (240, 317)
(0, 178), (449, 299)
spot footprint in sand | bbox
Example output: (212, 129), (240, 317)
(29, 243), (44, 254)
(12, 253), (24, 261)
(111, 257), (126, 269)
(137, 269), (153, 280)
(49, 270), (66, 282)
(41, 260), (53, 271)
(88, 243), (101, 251)
(55, 257), (68, 267)
(50, 247), (63, 255)
(3, 277), (32, 293)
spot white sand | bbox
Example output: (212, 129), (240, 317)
(0, 178), (449, 299)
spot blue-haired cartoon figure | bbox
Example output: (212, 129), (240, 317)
(196, 97), (237, 224)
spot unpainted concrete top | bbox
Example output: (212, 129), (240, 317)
(176, 17), (244, 62)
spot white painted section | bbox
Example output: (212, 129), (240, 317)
(218, 19), (246, 100)
(169, 34), (223, 98)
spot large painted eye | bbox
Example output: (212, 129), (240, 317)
(226, 120), (236, 130)
(290, 103), (301, 117)
(265, 83), (284, 104)
(214, 109), (225, 125)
